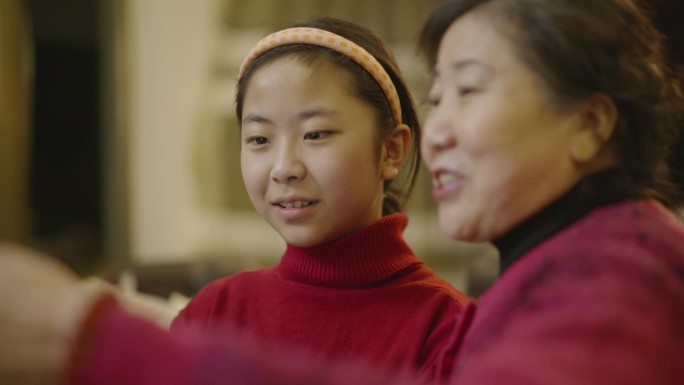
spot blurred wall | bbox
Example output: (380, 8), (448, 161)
(0, 0), (31, 243)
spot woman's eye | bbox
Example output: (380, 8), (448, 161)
(458, 87), (476, 97)
(425, 96), (440, 107)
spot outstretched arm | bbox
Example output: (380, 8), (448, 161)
(0, 243), (422, 385)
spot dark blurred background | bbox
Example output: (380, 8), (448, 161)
(27, 0), (104, 275)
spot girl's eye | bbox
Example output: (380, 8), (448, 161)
(304, 131), (329, 140)
(246, 136), (268, 145)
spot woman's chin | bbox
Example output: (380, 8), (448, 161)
(439, 213), (497, 243)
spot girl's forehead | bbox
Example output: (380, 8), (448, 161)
(252, 54), (347, 80)
(244, 59), (368, 112)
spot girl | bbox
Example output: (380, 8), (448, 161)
(169, 17), (466, 382)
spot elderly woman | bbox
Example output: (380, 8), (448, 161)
(1, 0), (683, 384)
(417, 0), (684, 383)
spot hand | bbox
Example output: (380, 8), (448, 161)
(0, 242), (101, 384)
(82, 274), (188, 329)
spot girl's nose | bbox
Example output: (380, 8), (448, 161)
(270, 144), (306, 183)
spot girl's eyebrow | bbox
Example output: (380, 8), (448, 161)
(242, 108), (340, 125)
(242, 113), (272, 125)
(297, 107), (340, 121)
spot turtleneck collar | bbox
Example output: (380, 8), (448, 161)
(276, 213), (422, 288)
(493, 168), (639, 276)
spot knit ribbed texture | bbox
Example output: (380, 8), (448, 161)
(277, 213), (420, 287)
(170, 213), (466, 383)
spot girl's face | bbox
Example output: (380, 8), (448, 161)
(421, 11), (587, 242)
(241, 57), (393, 247)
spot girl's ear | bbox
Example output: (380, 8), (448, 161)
(382, 124), (411, 181)
(569, 93), (617, 166)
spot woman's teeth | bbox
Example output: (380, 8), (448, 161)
(435, 173), (458, 187)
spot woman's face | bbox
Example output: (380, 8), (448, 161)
(421, 11), (587, 242)
(240, 56), (395, 247)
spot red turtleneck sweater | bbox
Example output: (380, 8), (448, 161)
(170, 214), (466, 383)
(71, 201), (684, 385)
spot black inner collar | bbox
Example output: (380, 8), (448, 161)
(492, 168), (639, 275)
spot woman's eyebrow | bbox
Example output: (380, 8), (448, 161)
(452, 59), (492, 73)
(434, 59), (493, 80)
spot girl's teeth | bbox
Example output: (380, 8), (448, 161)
(281, 201), (312, 208)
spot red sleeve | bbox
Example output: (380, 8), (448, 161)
(169, 280), (221, 333)
(71, 303), (424, 385)
(414, 295), (463, 384)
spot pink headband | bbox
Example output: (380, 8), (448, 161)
(238, 27), (403, 126)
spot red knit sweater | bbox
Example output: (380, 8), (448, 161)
(71, 200), (684, 385)
(170, 213), (466, 382)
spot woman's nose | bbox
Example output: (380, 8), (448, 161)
(422, 109), (457, 154)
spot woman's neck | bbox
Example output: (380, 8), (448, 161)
(493, 168), (639, 275)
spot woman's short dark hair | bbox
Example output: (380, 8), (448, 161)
(420, 0), (684, 207)
(236, 17), (421, 215)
